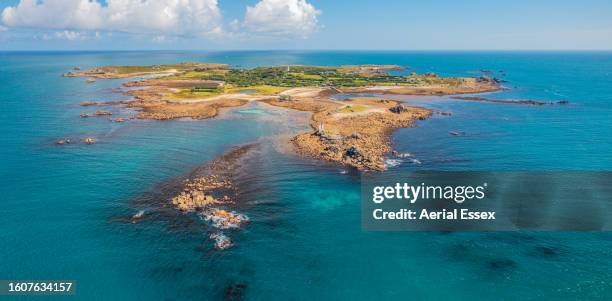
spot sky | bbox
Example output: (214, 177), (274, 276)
(0, 0), (611, 50)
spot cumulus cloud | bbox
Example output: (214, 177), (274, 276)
(55, 30), (84, 41)
(1, 0), (223, 37)
(152, 35), (169, 43)
(243, 0), (320, 37)
(35, 30), (98, 41)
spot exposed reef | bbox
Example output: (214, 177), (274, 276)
(452, 96), (570, 105)
(171, 175), (229, 212)
(167, 144), (257, 249)
(80, 111), (113, 118)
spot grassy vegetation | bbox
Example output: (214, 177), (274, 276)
(224, 85), (289, 95)
(166, 84), (289, 100)
(107, 63), (465, 90)
(287, 72), (324, 80)
(104, 63), (229, 75)
(101, 64), (467, 102)
(191, 65), (417, 88)
(167, 87), (222, 100)
(336, 104), (370, 113)
(188, 65), (463, 89)
(163, 70), (230, 80)
(95, 62), (466, 89)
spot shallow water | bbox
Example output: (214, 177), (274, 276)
(1, 51), (611, 300)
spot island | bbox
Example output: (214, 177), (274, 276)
(66, 62), (503, 249)
(65, 62), (501, 171)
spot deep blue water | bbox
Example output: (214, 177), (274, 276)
(1, 51), (611, 300)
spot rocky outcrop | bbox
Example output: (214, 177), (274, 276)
(170, 176), (229, 212)
(290, 97), (432, 171)
(389, 104), (409, 114)
(172, 190), (223, 212)
(344, 146), (362, 159)
(80, 111), (113, 117)
(80, 137), (96, 144)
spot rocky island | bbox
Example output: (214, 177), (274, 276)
(66, 62), (503, 249)
(66, 62), (501, 172)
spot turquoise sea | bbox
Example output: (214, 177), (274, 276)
(1, 51), (611, 300)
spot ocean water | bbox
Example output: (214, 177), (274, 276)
(1, 51), (611, 300)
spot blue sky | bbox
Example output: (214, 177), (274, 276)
(1, 0), (611, 50)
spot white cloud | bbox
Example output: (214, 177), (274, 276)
(39, 33), (52, 40)
(55, 30), (83, 41)
(243, 0), (320, 38)
(1, 0), (223, 37)
(0, 25), (7, 32)
(229, 19), (240, 32)
(152, 35), (167, 43)
(34, 30), (94, 41)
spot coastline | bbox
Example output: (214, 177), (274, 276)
(68, 63), (501, 171)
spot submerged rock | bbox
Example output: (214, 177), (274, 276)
(533, 246), (563, 258)
(394, 152), (413, 158)
(385, 158), (402, 168)
(224, 283), (247, 300)
(201, 209), (249, 229)
(80, 101), (98, 106)
(56, 138), (71, 145)
(131, 210), (146, 223)
(210, 232), (233, 250)
(80, 137), (97, 144)
(408, 158), (422, 165)
(80, 111), (112, 118)
(487, 259), (517, 270)
(449, 131), (465, 136)
(95, 111), (113, 116)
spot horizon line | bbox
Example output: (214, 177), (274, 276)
(2, 49), (612, 52)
